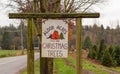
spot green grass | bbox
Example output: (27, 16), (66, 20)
(21, 58), (109, 74)
(54, 59), (76, 74)
(0, 50), (26, 58)
(66, 56), (110, 74)
(67, 56), (76, 66)
(20, 54), (120, 74)
(21, 59), (75, 74)
(34, 59), (40, 74)
(21, 59), (40, 74)
(82, 59), (109, 74)
(108, 67), (120, 73)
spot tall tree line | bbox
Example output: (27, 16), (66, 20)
(1, 23), (120, 50)
(0, 24), (27, 50)
(69, 24), (120, 51)
(82, 24), (120, 46)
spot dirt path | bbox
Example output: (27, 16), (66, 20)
(83, 69), (94, 74)
(97, 67), (120, 74)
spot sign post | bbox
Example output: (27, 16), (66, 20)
(76, 18), (82, 74)
(27, 18), (34, 74)
(9, 13), (100, 74)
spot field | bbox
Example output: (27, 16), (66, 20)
(21, 53), (120, 74)
(0, 50), (26, 58)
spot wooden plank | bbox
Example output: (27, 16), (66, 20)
(9, 13), (100, 19)
(76, 18), (82, 74)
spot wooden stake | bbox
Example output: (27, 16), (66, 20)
(27, 18), (34, 74)
(76, 18), (82, 74)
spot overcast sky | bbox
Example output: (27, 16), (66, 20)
(0, 0), (120, 28)
(83, 0), (120, 28)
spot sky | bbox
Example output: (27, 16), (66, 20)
(0, 0), (120, 28)
(83, 0), (120, 28)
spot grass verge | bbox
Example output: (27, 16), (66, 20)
(20, 54), (120, 74)
(0, 50), (26, 58)
(67, 56), (110, 74)
(82, 59), (109, 74)
(21, 59), (40, 74)
(109, 67), (120, 72)
(54, 59), (76, 74)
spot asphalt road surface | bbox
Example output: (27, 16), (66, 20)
(0, 53), (40, 74)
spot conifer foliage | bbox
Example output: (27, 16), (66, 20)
(101, 50), (115, 67)
(1, 32), (13, 50)
(113, 46), (120, 66)
(83, 36), (92, 50)
(88, 45), (98, 59)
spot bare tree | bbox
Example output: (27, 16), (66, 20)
(2, 0), (107, 13)
(61, 0), (106, 13)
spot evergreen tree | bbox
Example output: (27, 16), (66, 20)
(83, 36), (92, 50)
(1, 32), (13, 50)
(108, 45), (114, 57)
(101, 50), (115, 67)
(97, 39), (106, 60)
(113, 46), (120, 66)
(88, 45), (98, 59)
(100, 24), (104, 30)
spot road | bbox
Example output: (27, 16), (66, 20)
(0, 53), (40, 74)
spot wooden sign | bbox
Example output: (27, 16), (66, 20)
(42, 19), (68, 58)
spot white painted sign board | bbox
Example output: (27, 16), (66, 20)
(42, 19), (68, 58)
